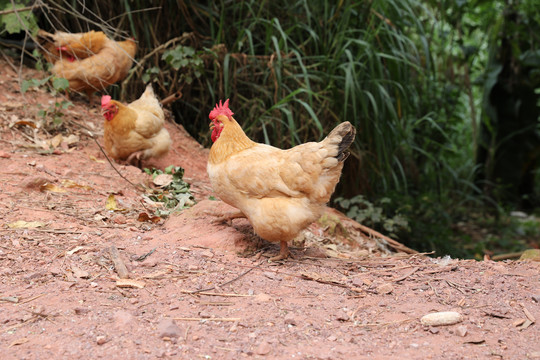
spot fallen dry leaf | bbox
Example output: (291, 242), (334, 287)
(116, 279), (145, 289)
(61, 179), (93, 191)
(89, 155), (105, 163)
(7, 220), (46, 229)
(153, 173), (173, 187)
(40, 183), (67, 193)
(49, 134), (63, 149)
(138, 212), (162, 223)
(105, 194), (124, 211)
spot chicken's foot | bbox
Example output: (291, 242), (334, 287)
(211, 210), (246, 226)
(126, 151), (143, 168)
(268, 241), (292, 262)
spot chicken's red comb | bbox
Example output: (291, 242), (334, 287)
(101, 95), (112, 107)
(209, 99), (234, 120)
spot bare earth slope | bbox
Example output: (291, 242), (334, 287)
(0, 59), (539, 359)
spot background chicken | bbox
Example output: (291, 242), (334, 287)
(37, 29), (136, 104)
(207, 100), (356, 261)
(101, 84), (172, 166)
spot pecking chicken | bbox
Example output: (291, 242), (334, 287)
(101, 84), (172, 167)
(207, 100), (356, 261)
(37, 29), (136, 104)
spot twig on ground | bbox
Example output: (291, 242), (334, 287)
(174, 317), (241, 322)
(354, 318), (414, 328)
(181, 291), (252, 297)
(86, 130), (141, 191)
(18, 293), (46, 305)
(392, 267), (419, 282)
(427, 281), (440, 298)
(2, 318), (35, 333)
(354, 222), (418, 254)
(186, 260), (265, 294)
(491, 252), (524, 261)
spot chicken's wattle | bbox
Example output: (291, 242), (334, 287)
(211, 122), (223, 142)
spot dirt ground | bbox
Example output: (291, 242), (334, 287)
(0, 58), (539, 360)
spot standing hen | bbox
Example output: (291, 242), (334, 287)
(101, 84), (172, 167)
(37, 29), (136, 104)
(207, 100), (356, 261)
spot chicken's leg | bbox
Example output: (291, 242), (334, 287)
(126, 151), (143, 168)
(85, 89), (95, 106)
(269, 241), (290, 262)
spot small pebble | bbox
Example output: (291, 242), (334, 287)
(96, 336), (107, 345)
(376, 283), (394, 295)
(421, 311), (463, 326)
(456, 325), (468, 337)
(157, 318), (182, 338)
(336, 312), (350, 322)
(284, 313), (297, 326)
(74, 307), (90, 315)
(255, 341), (272, 355)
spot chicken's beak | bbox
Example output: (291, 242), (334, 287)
(209, 121), (215, 130)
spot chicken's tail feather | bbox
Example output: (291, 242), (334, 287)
(325, 122), (356, 162)
(36, 29), (55, 46)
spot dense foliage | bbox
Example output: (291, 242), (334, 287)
(1, 0), (538, 258)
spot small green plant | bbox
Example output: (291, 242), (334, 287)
(0, 0), (39, 36)
(335, 195), (410, 239)
(22, 76), (72, 128)
(143, 165), (195, 217)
